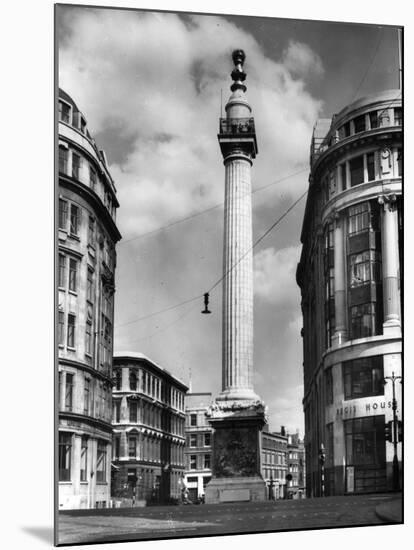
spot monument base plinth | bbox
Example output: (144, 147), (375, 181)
(205, 399), (267, 504)
(205, 476), (266, 504)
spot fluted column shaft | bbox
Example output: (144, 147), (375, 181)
(220, 154), (255, 399)
(333, 214), (347, 345)
(381, 200), (401, 332)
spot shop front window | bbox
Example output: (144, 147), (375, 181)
(344, 416), (385, 467)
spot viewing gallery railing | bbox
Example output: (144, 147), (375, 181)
(219, 117), (256, 135)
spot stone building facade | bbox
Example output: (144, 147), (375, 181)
(297, 90), (402, 496)
(286, 432), (305, 499)
(184, 393), (213, 501)
(261, 428), (288, 500)
(111, 353), (188, 505)
(58, 89), (121, 510)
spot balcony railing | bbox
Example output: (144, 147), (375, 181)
(219, 117), (255, 136)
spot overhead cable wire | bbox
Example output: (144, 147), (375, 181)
(118, 166), (308, 245)
(120, 301), (200, 346)
(115, 186), (308, 330)
(349, 28), (384, 104)
(207, 188), (308, 294)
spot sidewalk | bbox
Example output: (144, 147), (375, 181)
(375, 495), (402, 523)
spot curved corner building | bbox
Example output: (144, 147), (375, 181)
(58, 89), (121, 509)
(297, 90), (402, 496)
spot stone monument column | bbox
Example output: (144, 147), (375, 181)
(205, 50), (266, 504)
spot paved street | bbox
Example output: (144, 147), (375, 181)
(58, 493), (401, 545)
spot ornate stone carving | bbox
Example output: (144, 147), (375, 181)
(378, 193), (397, 211)
(213, 426), (258, 478)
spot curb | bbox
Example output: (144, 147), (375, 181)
(375, 499), (402, 524)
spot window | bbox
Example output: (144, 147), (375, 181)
(59, 101), (71, 123)
(84, 378), (90, 415)
(349, 156), (364, 187)
(130, 401), (138, 423)
(85, 321), (92, 355)
(394, 108), (402, 126)
(204, 433), (211, 446)
(96, 441), (107, 482)
(345, 415), (385, 467)
(129, 371), (137, 391)
(59, 146), (68, 173)
(349, 251), (369, 287)
(354, 115), (366, 133)
(348, 203), (370, 236)
(88, 217), (95, 247)
(58, 310), (65, 346)
(114, 370), (121, 391)
(68, 258), (77, 292)
(369, 111), (378, 129)
(190, 414), (197, 427)
(80, 436), (88, 481)
(80, 117), (86, 134)
(113, 400), (121, 422)
(90, 166), (97, 190)
(65, 373), (74, 411)
(72, 152), (81, 179)
(87, 269), (94, 302)
(69, 204), (80, 236)
(367, 152), (375, 181)
(397, 148), (403, 177)
(342, 121), (351, 137)
(114, 435), (120, 459)
(324, 222), (335, 348)
(190, 455), (197, 469)
(128, 436), (137, 458)
(59, 432), (72, 481)
(58, 254), (66, 288)
(67, 314), (76, 348)
(325, 367), (333, 405)
(350, 303), (378, 339)
(343, 356), (383, 400)
(190, 434), (197, 447)
(59, 199), (68, 230)
(349, 250), (380, 287)
(204, 454), (211, 469)
(340, 163), (346, 190)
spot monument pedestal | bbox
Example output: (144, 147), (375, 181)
(205, 401), (267, 504)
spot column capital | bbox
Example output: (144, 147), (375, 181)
(378, 193), (398, 211)
(325, 208), (344, 228)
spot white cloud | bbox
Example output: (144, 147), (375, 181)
(282, 40), (324, 78)
(253, 245), (301, 307)
(266, 384), (305, 436)
(58, 8), (322, 237)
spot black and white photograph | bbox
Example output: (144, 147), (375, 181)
(4, 1), (409, 548)
(53, 2), (405, 546)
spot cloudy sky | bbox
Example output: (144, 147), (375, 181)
(57, 5), (400, 435)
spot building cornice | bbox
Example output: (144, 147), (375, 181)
(321, 178), (402, 226)
(59, 174), (122, 243)
(58, 357), (113, 383)
(312, 126), (401, 177)
(59, 411), (113, 434)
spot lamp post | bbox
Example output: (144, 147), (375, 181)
(319, 444), (326, 497)
(384, 371), (402, 491)
(268, 475), (275, 500)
